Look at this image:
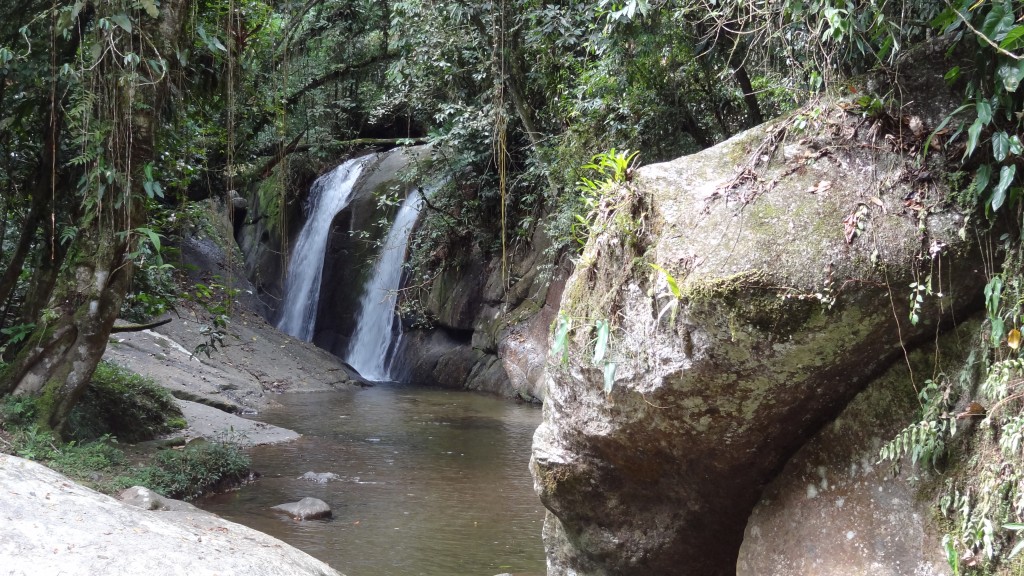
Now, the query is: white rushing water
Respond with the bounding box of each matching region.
[345,187,426,380]
[276,158,367,341]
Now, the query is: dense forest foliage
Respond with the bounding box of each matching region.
[0,0,1021,439]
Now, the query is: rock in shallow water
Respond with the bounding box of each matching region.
[272,497,333,520]
[299,471,340,483]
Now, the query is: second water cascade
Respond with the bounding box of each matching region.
[344,187,425,381]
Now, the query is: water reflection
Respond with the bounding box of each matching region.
[199,383,545,576]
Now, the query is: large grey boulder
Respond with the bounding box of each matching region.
[530,61,983,574]
[0,454,342,576]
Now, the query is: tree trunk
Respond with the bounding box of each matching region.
[1,224,137,435]
[0,0,191,437]
[732,63,763,127]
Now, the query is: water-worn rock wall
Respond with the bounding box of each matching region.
[397,223,569,400]
[530,47,986,574]
[735,319,980,576]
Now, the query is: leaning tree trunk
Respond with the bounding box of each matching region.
[0,217,139,435]
[0,0,191,438]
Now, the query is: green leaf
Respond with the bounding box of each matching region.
[975,164,993,197]
[135,227,162,253]
[197,25,227,54]
[993,131,1010,162]
[991,164,1017,211]
[1010,135,1024,155]
[1010,538,1024,559]
[593,319,610,364]
[977,100,993,125]
[997,60,1024,93]
[981,0,1015,43]
[602,362,617,395]
[943,66,961,83]
[110,13,132,33]
[965,117,983,159]
[139,0,159,18]
[649,263,681,299]
[924,104,970,159]
[992,317,1006,347]
[1001,26,1024,51]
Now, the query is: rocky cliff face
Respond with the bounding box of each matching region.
[530,55,984,574]
[396,223,569,401]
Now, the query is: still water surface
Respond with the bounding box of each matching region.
[199,383,545,576]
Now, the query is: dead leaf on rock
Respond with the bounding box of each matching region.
[842,204,870,244]
[956,401,987,419]
[806,180,832,194]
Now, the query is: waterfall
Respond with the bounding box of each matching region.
[344,187,426,381]
[276,157,368,341]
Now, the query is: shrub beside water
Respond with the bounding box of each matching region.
[127,440,252,500]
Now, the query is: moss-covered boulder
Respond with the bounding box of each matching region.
[531,64,985,574]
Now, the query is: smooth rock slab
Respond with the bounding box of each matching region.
[272,497,332,520]
[0,454,342,576]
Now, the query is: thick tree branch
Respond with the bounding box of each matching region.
[111,317,172,333]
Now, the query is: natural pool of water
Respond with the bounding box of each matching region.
[198,383,545,576]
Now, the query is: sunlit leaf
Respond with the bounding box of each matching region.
[1000,26,1024,50]
[649,263,681,299]
[139,0,159,18]
[1008,328,1021,350]
[603,362,617,395]
[593,319,610,364]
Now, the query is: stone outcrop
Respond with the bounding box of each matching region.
[530,54,984,575]
[0,454,342,576]
[734,321,979,576]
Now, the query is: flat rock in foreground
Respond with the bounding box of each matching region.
[0,454,342,576]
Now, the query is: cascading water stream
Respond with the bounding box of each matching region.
[344,186,427,381]
[276,158,367,341]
